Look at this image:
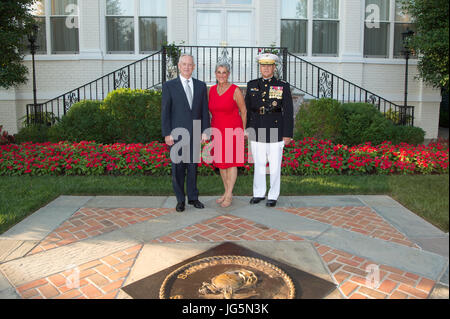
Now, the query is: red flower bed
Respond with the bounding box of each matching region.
[282,138,448,175]
[0,138,448,176]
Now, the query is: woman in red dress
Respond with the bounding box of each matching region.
[208,63,247,208]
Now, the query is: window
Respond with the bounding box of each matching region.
[50,0,79,54]
[281,0,308,54]
[139,0,167,53]
[312,0,339,56]
[363,0,415,59]
[226,0,252,3]
[106,0,168,54]
[364,0,390,57]
[393,0,415,58]
[195,0,251,3]
[25,0,47,54]
[24,0,79,55]
[281,0,339,56]
[106,0,135,53]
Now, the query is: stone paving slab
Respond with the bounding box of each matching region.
[0,270,18,299]
[0,207,83,241]
[151,214,305,244]
[203,197,250,214]
[239,241,334,284]
[0,231,140,287]
[123,242,216,287]
[357,195,446,238]
[288,196,366,208]
[439,266,449,286]
[85,196,168,208]
[278,206,419,248]
[358,195,448,257]
[410,236,449,258]
[29,208,175,255]
[45,196,94,208]
[314,226,447,281]
[429,283,450,299]
[117,207,222,243]
[0,194,448,299]
[0,240,38,263]
[366,205,445,239]
[15,244,143,299]
[232,204,331,239]
[228,204,448,281]
[315,243,438,299]
[0,196,92,241]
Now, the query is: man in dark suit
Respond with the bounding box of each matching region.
[161,54,210,212]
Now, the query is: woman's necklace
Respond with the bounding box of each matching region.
[217,83,230,95]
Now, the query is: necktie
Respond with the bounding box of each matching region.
[185,79,193,109]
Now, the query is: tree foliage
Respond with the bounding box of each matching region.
[401,0,449,90]
[0,0,36,89]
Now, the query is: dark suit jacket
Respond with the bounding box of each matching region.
[161,77,210,162]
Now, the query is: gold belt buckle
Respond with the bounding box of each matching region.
[259,106,265,115]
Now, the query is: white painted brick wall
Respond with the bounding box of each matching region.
[341,0,363,55]
[0,0,442,139]
[170,0,189,44]
[79,0,101,51]
[258,0,279,46]
[0,101,18,135]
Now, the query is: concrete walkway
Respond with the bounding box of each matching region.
[0,195,448,299]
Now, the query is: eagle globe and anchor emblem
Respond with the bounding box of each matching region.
[159,255,296,299]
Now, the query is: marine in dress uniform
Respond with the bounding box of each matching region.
[245,53,294,207]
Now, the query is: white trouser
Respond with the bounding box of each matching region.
[250,141,285,200]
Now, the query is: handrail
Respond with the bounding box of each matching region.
[26,45,414,127]
[285,53,414,126]
[170,45,288,85]
[26,49,164,125]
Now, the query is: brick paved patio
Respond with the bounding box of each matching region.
[0,195,447,300]
[278,206,419,248]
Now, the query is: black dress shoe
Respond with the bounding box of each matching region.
[188,200,205,209]
[176,202,185,212]
[250,197,265,204]
[266,200,277,207]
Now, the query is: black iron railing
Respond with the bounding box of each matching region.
[165,45,288,85]
[285,53,414,126]
[26,49,164,126]
[27,45,414,127]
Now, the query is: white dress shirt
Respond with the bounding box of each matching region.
[179,74,194,107]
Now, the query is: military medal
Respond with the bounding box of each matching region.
[272,101,278,107]
[269,86,283,99]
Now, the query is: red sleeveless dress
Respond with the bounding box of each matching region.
[208,84,245,169]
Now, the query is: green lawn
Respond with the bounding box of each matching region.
[0,174,448,235]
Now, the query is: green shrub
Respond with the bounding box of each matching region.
[102,88,163,143]
[337,103,395,145]
[392,125,425,145]
[294,100,425,146]
[20,111,58,128]
[294,98,344,141]
[48,100,116,143]
[15,125,50,143]
[384,109,413,126]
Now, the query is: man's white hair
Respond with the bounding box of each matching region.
[179,53,195,64]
